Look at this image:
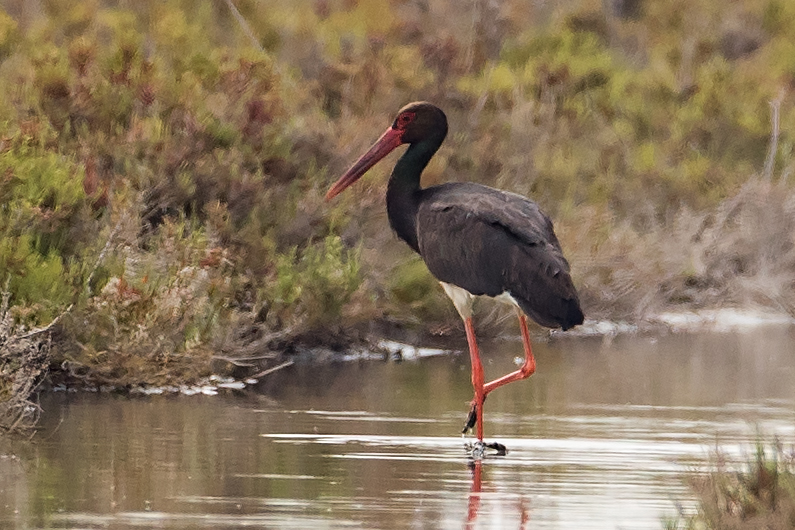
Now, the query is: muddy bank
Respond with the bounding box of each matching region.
[41,307,795,398]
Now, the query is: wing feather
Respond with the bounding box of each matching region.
[416,183,583,329]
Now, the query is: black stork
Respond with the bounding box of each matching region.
[326,102,584,449]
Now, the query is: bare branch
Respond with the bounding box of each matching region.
[211,353,277,366]
[85,220,122,297]
[248,360,294,380]
[15,305,72,340]
[219,324,298,358]
[763,89,785,182]
[222,0,264,53]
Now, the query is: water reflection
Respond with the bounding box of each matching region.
[465,459,531,530]
[1,326,795,529]
[466,459,483,529]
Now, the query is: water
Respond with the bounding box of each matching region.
[2,326,795,529]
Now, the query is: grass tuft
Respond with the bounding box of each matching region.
[669,442,795,529]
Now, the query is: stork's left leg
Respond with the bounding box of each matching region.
[483,312,536,396]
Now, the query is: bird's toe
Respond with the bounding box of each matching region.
[484,441,507,456]
[465,440,507,460]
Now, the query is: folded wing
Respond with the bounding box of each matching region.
[416,183,583,330]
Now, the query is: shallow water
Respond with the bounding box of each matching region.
[3,326,795,529]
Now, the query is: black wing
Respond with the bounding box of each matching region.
[416,183,583,330]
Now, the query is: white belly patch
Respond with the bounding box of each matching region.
[440,282,520,320]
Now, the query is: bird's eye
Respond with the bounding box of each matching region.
[394,112,415,130]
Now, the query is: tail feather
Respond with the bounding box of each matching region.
[515,293,583,331]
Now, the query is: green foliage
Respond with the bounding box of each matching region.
[0,236,74,320]
[386,258,451,324]
[273,235,362,329]
[0,8,18,60]
[0,140,90,320]
[0,142,84,207]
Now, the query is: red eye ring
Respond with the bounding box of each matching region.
[395,111,415,130]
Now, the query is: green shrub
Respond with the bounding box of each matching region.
[58,217,237,386]
[272,235,362,330]
[0,140,90,320]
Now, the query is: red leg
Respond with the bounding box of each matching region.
[483,314,536,396]
[464,317,485,441]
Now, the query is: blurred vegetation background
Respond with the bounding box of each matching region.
[0,0,794,395]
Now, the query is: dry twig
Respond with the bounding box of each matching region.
[0,288,52,434]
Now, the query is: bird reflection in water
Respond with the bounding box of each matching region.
[465,459,530,529]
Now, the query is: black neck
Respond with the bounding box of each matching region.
[386,136,443,253]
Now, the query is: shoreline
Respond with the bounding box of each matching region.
[43,306,795,397]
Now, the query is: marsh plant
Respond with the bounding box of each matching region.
[0,288,52,433]
[668,442,795,529]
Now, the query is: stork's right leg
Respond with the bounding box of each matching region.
[438,283,485,441]
[463,317,485,441]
